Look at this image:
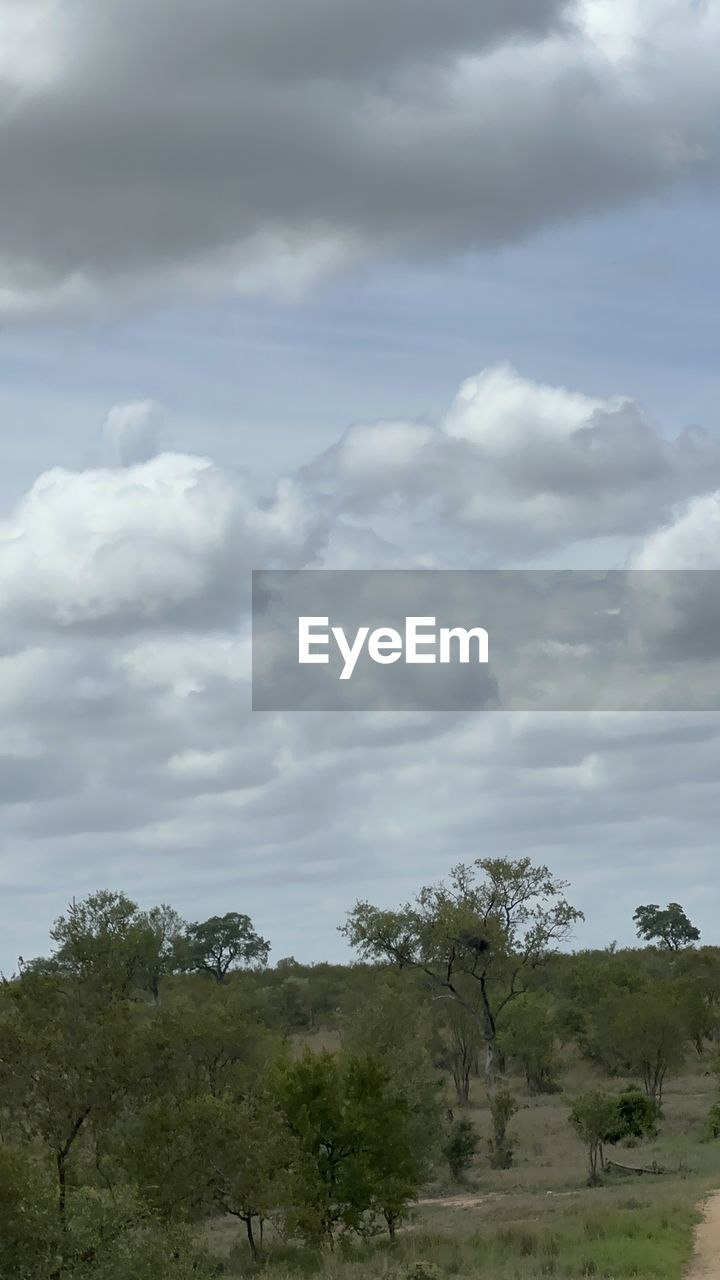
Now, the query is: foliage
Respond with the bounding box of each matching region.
[182,910,270,982]
[278,1049,440,1243]
[342,857,583,1086]
[432,1000,483,1106]
[5,875,720,1276]
[569,1091,628,1182]
[616,1089,659,1140]
[501,992,563,1094]
[442,1116,479,1179]
[633,902,700,951]
[488,1088,518,1169]
[569,1089,658,1183]
[581,985,688,1101]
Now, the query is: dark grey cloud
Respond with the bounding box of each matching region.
[1,0,718,315]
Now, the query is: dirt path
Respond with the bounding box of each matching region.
[416,1193,493,1210]
[687,1191,720,1280]
[416,1190,577,1211]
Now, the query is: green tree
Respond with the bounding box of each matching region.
[433,1001,483,1106]
[633,902,700,951]
[502,992,563,1094]
[128,1091,291,1259]
[0,969,137,1224]
[583,986,687,1102]
[342,857,582,1090]
[488,1088,518,1169]
[46,890,163,1001]
[0,1145,58,1280]
[183,911,270,982]
[569,1092,626,1183]
[278,1049,440,1245]
[443,1116,479,1180]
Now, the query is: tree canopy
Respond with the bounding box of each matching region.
[633,902,700,951]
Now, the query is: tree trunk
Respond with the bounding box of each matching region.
[57,1150,67,1220]
[484,1037,498,1096]
[244,1216,258,1260]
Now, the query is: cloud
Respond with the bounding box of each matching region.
[304,364,720,559]
[2,366,720,969]
[0,454,322,630]
[103,400,163,466]
[633,491,720,569]
[1,0,719,316]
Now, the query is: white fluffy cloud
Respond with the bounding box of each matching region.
[306,364,720,559]
[0,454,321,630]
[2,365,720,969]
[633,491,720,568]
[1,0,719,315]
[103,400,163,466]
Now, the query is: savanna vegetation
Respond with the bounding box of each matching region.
[2,859,720,1280]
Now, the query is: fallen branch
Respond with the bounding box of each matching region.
[605,1159,666,1176]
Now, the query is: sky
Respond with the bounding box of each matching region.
[1,0,720,970]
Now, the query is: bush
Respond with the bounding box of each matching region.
[616,1089,659,1140]
[443,1117,478,1179]
[488,1089,517,1170]
[401,1263,443,1280]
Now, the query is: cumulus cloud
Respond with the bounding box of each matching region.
[0,454,322,630]
[103,400,163,466]
[633,491,720,568]
[305,364,720,559]
[2,365,720,969]
[1,0,719,315]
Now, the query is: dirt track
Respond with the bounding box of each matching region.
[687,1192,720,1280]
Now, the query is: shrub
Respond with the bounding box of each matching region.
[616,1089,659,1140]
[488,1089,517,1170]
[443,1117,478,1179]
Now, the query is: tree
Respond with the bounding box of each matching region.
[569,1092,626,1182]
[47,890,164,1001]
[633,903,700,951]
[129,1091,291,1259]
[138,904,187,1002]
[40,890,188,1004]
[569,1090,657,1184]
[443,1117,478,1179]
[342,857,583,1090]
[433,1001,483,1106]
[488,1088,518,1169]
[502,992,563,1094]
[0,968,138,1242]
[277,1049,440,1245]
[341,977,439,1102]
[183,912,270,982]
[582,986,687,1102]
[0,1146,58,1280]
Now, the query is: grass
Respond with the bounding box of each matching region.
[208,1055,720,1280]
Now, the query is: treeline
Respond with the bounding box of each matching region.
[1,862,719,1278]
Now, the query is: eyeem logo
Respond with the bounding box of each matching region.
[298,616,489,680]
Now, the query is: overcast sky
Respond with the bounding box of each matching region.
[1,0,720,971]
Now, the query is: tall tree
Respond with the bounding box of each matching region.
[342,857,582,1090]
[183,912,270,982]
[633,902,700,951]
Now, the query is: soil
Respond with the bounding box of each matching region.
[686,1192,720,1280]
